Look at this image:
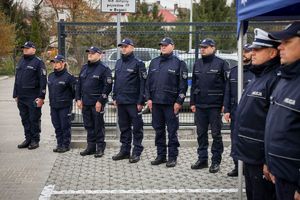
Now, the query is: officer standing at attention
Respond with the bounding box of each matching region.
[145,37,188,168]
[112,38,147,163]
[76,46,112,158]
[234,28,281,200]
[48,55,76,153]
[223,44,254,177]
[13,41,47,150]
[190,38,229,173]
[264,22,300,200]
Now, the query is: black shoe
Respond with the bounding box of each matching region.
[28,142,39,150]
[151,156,167,165]
[53,147,63,153]
[94,150,104,158]
[227,168,238,177]
[191,160,208,169]
[209,163,220,173]
[17,140,30,149]
[166,159,177,168]
[129,155,140,163]
[57,147,70,153]
[80,148,96,156]
[112,152,130,160]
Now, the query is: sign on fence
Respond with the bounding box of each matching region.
[101,0,136,13]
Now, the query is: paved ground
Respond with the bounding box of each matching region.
[0,77,246,200]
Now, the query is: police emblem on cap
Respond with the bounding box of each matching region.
[122,39,125,42]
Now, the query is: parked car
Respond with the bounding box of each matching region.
[102,48,160,71]
[177,53,238,111]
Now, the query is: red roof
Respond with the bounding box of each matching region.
[158,9,177,22]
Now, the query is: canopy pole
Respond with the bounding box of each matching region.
[237,21,244,200]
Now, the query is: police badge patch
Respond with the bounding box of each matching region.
[179,93,185,99]
[107,77,112,84]
[142,72,147,79]
[182,72,188,79]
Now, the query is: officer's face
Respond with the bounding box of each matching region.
[278,36,300,65]
[87,51,102,63]
[251,47,278,65]
[243,50,252,63]
[160,44,174,55]
[52,61,65,71]
[23,47,36,55]
[200,46,215,56]
[120,45,134,55]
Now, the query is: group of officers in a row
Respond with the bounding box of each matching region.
[13,21,300,200]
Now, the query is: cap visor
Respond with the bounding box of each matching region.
[269,31,293,40]
[159,42,169,45]
[249,44,265,49]
[118,43,126,47]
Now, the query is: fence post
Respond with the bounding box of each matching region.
[57,19,66,56]
[195,26,200,60]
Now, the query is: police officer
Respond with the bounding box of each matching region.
[76,46,112,158]
[13,41,47,150]
[223,44,254,177]
[112,38,147,163]
[234,28,281,200]
[48,55,76,153]
[145,37,188,168]
[190,38,229,173]
[264,22,300,200]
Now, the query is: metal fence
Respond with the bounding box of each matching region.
[56,21,289,127]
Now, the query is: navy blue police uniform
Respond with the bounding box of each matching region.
[234,57,279,200]
[112,51,147,157]
[145,48,188,164]
[265,22,300,200]
[234,28,281,200]
[190,53,229,170]
[265,60,300,200]
[48,56,76,152]
[13,42,47,149]
[223,64,254,169]
[76,52,112,155]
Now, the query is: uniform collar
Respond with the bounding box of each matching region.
[88,59,101,67]
[23,54,35,60]
[202,54,215,63]
[278,59,300,79]
[244,63,252,71]
[121,52,134,62]
[160,52,173,61]
[250,56,280,76]
[54,68,66,76]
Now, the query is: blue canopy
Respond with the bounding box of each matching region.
[237,0,300,35]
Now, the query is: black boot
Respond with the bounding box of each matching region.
[17,140,30,149]
[151,156,167,165]
[80,146,96,156]
[191,160,208,169]
[166,158,177,168]
[227,168,238,177]
[112,151,130,160]
[129,155,140,163]
[94,149,104,158]
[28,141,39,150]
